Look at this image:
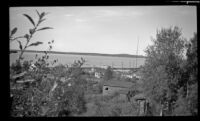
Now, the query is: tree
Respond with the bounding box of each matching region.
[10,11,53,61]
[174,33,198,116]
[142,26,186,116]
[10,10,53,74]
[103,66,113,81]
[10,10,87,117]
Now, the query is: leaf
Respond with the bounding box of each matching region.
[36,10,40,17]
[28,41,43,47]
[37,27,53,31]
[24,34,30,40]
[23,14,35,27]
[39,12,45,19]
[17,41,23,50]
[11,27,17,36]
[29,29,35,35]
[38,18,46,24]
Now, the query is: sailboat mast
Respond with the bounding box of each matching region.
[136,36,139,68]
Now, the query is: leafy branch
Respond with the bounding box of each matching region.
[9,10,53,62]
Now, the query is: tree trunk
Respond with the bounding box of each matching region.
[160,108,163,116]
[186,81,189,98]
[160,101,163,116]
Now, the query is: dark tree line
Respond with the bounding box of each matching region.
[141,26,197,116]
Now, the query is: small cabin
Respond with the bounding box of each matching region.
[102,80,134,99]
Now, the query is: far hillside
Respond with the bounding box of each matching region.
[10,49,146,58]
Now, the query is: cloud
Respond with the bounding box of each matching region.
[93,9,144,18]
[75,18,88,22]
[179,10,194,16]
[100,10,121,16]
[94,10,122,17]
[128,11,144,16]
[64,14,74,17]
[63,8,145,23]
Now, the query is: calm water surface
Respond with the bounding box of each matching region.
[10,52,146,68]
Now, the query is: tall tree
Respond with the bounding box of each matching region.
[142,26,186,116]
[103,66,113,81]
[174,33,198,116]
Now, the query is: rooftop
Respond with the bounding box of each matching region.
[103,79,134,88]
[133,93,146,100]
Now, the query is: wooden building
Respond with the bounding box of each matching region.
[102,80,134,98]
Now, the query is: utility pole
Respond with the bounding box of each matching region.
[112,62,114,68]
[136,36,139,69]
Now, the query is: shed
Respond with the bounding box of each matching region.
[133,93,146,101]
[102,80,134,96]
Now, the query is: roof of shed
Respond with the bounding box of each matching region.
[133,93,146,100]
[118,89,129,94]
[103,80,134,88]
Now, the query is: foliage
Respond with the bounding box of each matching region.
[10,58,87,117]
[92,93,138,116]
[10,60,23,74]
[10,10,53,62]
[97,82,103,94]
[173,33,198,116]
[142,27,197,116]
[142,26,186,115]
[10,10,87,117]
[173,92,192,116]
[103,66,113,81]
[51,64,67,77]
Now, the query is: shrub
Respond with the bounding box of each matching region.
[10,60,23,74]
[10,10,87,117]
[103,66,113,81]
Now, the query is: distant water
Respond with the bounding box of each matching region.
[10,52,146,68]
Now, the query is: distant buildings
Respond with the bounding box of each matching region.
[94,72,103,78]
[133,73,141,79]
[88,67,105,78]
[121,74,134,79]
[120,73,141,79]
[100,65,109,69]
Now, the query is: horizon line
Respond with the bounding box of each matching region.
[10,49,146,57]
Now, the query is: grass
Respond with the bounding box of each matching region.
[80,92,139,116]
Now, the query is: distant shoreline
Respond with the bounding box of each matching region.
[10,49,146,58]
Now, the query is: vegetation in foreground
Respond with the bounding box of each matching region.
[141,26,197,116]
[10,10,87,117]
[10,10,197,117]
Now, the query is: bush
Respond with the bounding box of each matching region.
[22,61,32,71]
[91,92,138,116]
[10,60,23,74]
[51,64,68,77]
[173,96,191,116]
[103,66,113,81]
[10,10,87,117]
[10,60,87,117]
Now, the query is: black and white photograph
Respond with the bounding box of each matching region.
[9,5,197,117]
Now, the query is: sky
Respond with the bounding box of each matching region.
[9,6,197,56]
